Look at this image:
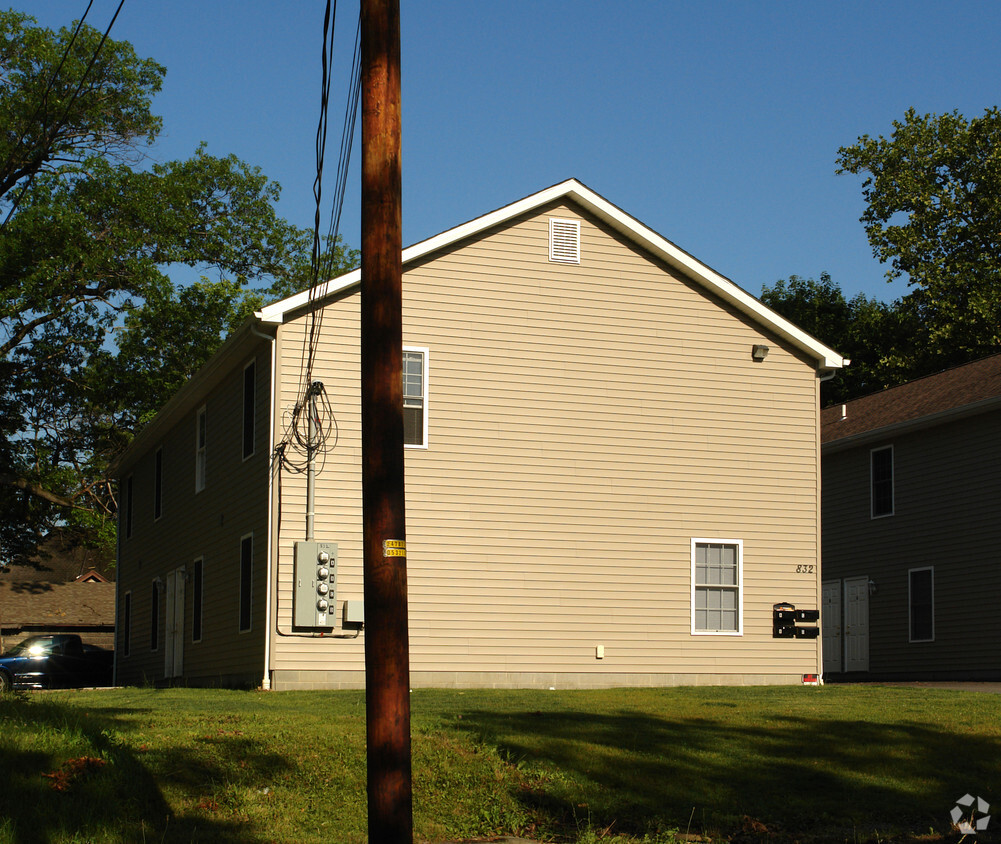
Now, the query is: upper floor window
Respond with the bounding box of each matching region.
[403,347,429,448]
[692,539,743,635]
[871,446,894,518]
[243,360,256,460]
[195,406,207,492]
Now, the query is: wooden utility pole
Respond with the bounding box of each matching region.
[360,0,412,842]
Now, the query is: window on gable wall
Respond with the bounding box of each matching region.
[403,348,428,448]
[871,445,894,518]
[692,540,743,634]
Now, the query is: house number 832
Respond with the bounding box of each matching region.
[796,564,815,574]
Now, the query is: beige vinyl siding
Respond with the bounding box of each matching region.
[116,341,272,687]
[269,201,822,687]
[823,408,1001,677]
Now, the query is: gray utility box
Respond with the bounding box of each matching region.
[294,540,338,628]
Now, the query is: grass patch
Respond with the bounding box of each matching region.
[0,684,998,843]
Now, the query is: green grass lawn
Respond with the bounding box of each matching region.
[0,684,998,844]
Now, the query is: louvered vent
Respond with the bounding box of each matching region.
[549,218,580,264]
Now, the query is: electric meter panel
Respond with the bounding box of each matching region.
[294,541,338,628]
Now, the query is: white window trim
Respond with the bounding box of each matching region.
[691,538,744,636]
[908,565,935,643]
[403,345,429,450]
[242,359,256,461]
[195,405,207,493]
[549,217,581,264]
[870,445,894,519]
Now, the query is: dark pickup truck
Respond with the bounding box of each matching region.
[0,634,113,691]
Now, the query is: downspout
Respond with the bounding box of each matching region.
[251,321,278,690]
[815,357,850,684]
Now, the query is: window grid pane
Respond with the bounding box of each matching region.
[402,351,425,446]
[694,542,740,633]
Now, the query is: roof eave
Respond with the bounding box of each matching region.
[111,318,276,476]
[257,178,845,371]
[823,393,1001,453]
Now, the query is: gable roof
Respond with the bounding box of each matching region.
[822,353,1001,451]
[257,179,846,372]
[0,580,116,632]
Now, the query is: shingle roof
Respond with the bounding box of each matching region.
[821,353,1001,446]
[0,580,115,630]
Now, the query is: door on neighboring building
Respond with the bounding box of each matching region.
[844,576,869,672]
[822,580,843,674]
[164,567,185,679]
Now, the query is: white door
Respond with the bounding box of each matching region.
[822,580,843,674]
[844,576,869,672]
[164,568,185,679]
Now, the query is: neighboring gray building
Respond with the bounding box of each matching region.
[821,354,1001,679]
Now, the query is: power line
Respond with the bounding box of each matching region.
[277,1,362,476]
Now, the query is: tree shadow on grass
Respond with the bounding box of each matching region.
[452,700,1001,842]
[0,693,294,844]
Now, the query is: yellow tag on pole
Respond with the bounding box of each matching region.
[383,540,406,557]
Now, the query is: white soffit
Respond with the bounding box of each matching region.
[256,179,845,371]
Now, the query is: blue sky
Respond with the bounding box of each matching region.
[32,1,1001,304]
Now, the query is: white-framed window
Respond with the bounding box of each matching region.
[692,539,743,635]
[239,534,253,633]
[549,217,581,264]
[153,447,163,521]
[195,406,207,492]
[403,346,429,449]
[909,566,934,642]
[243,359,256,460]
[870,445,894,518]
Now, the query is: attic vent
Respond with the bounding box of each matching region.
[549,218,580,264]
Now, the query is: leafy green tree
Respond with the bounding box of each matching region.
[0,12,353,563]
[760,273,915,405]
[837,107,1001,373]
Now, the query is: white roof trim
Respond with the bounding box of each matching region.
[256,179,845,371]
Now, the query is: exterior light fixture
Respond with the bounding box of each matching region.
[751,344,769,361]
